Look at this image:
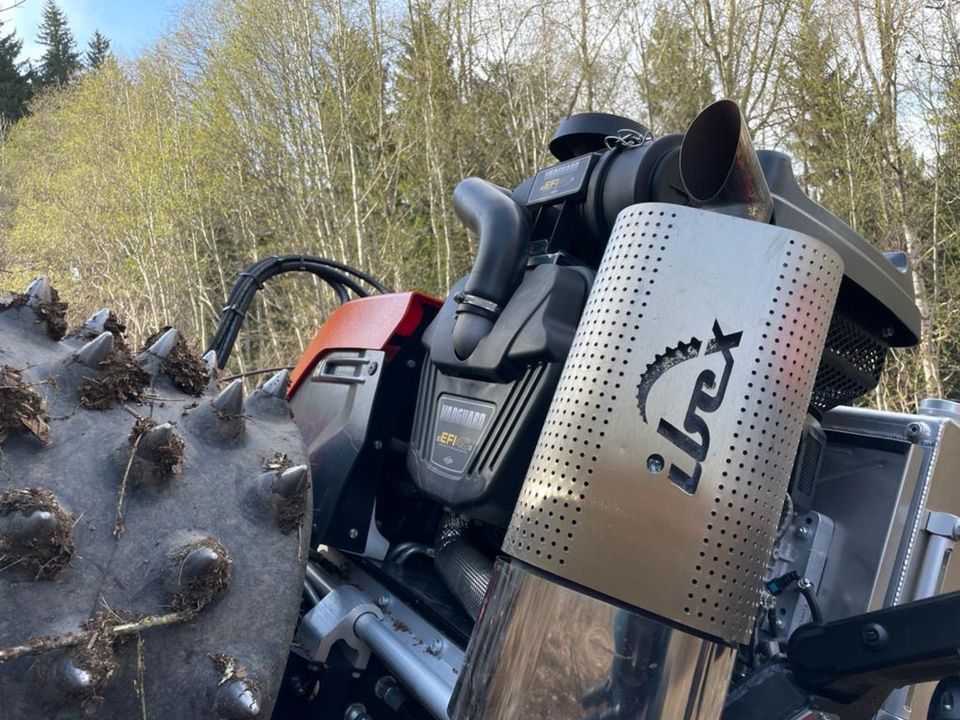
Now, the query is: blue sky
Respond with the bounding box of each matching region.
[5,0,185,64]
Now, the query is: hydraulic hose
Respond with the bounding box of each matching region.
[434,514,493,620]
[451,178,532,360]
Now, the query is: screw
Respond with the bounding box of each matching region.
[428,639,444,655]
[795,525,809,539]
[367,362,378,375]
[348,528,359,540]
[373,440,383,450]
[798,577,813,590]
[906,422,924,441]
[646,454,664,473]
[406,359,417,369]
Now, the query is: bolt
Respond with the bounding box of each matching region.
[376,594,391,608]
[906,422,925,441]
[774,618,785,630]
[348,528,359,540]
[646,454,664,473]
[344,703,372,720]
[798,577,813,590]
[375,676,407,711]
[795,525,809,539]
[428,638,444,655]
[373,440,383,450]
[406,359,417,369]
[367,362,378,375]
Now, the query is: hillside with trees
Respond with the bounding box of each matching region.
[1,0,959,411]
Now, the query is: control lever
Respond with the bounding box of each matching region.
[787,590,960,720]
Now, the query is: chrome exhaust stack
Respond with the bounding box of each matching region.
[450,201,843,718]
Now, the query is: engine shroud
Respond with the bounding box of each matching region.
[502,203,843,644]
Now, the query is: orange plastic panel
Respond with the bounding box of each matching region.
[288,292,441,396]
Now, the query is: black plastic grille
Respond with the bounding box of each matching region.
[811,311,888,411]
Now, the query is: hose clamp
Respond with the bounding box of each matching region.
[454,292,501,318]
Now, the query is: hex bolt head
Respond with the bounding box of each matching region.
[348,528,359,539]
[795,525,809,539]
[429,639,444,655]
[906,422,925,441]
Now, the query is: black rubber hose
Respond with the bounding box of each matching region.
[434,514,493,621]
[451,178,532,360]
[799,583,824,625]
[207,255,389,368]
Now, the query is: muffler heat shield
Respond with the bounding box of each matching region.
[503,203,842,643]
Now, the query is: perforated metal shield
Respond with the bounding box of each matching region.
[503,203,843,643]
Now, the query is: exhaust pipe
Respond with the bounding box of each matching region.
[679,99,774,222]
[451,178,532,360]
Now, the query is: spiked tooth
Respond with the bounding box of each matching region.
[137,422,175,455]
[82,308,111,333]
[5,509,58,542]
[215,678,262,719]
[259,369,290,399]
[178,545,222,585]
[146,327,179,359]
[55,657,96,695]
[74,331,114,368]
[272,465,308,498]
[202,350,218,372]
[213,379,244,416]
[24,276,52,307]
[165,539,230,608]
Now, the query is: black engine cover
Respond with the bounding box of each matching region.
[407,262,591,527]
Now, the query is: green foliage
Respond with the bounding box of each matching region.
[641,3,714,134]
[36,0,82,87]
[0,19,32,125]
[0,0,957,413]
[86,30,111,70]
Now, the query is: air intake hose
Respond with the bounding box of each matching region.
[451,178,532,360]
[434,514,492,621]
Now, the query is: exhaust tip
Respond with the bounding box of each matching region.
[679,99,773,222]
[680,99,742,202]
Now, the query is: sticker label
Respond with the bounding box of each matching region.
[430,396,495,475]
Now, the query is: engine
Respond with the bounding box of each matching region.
[280,100,960,720]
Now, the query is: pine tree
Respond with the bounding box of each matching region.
[639,3,714,135]
[36,0,81,87]
[86,30,111,69]
[0,18,32,124]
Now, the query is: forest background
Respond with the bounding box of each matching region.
[1,0,958,412]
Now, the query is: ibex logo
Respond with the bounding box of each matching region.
[636,321,742,494]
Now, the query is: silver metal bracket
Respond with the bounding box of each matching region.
[294,585,382,669]
[767,511,835,640]
[925,510,960,540]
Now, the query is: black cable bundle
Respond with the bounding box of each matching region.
[206,254,389,368]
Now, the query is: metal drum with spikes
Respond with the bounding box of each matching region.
[0,278,311,719]
[453,203,843,719]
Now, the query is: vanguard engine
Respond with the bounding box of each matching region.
[279,99,960,720]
